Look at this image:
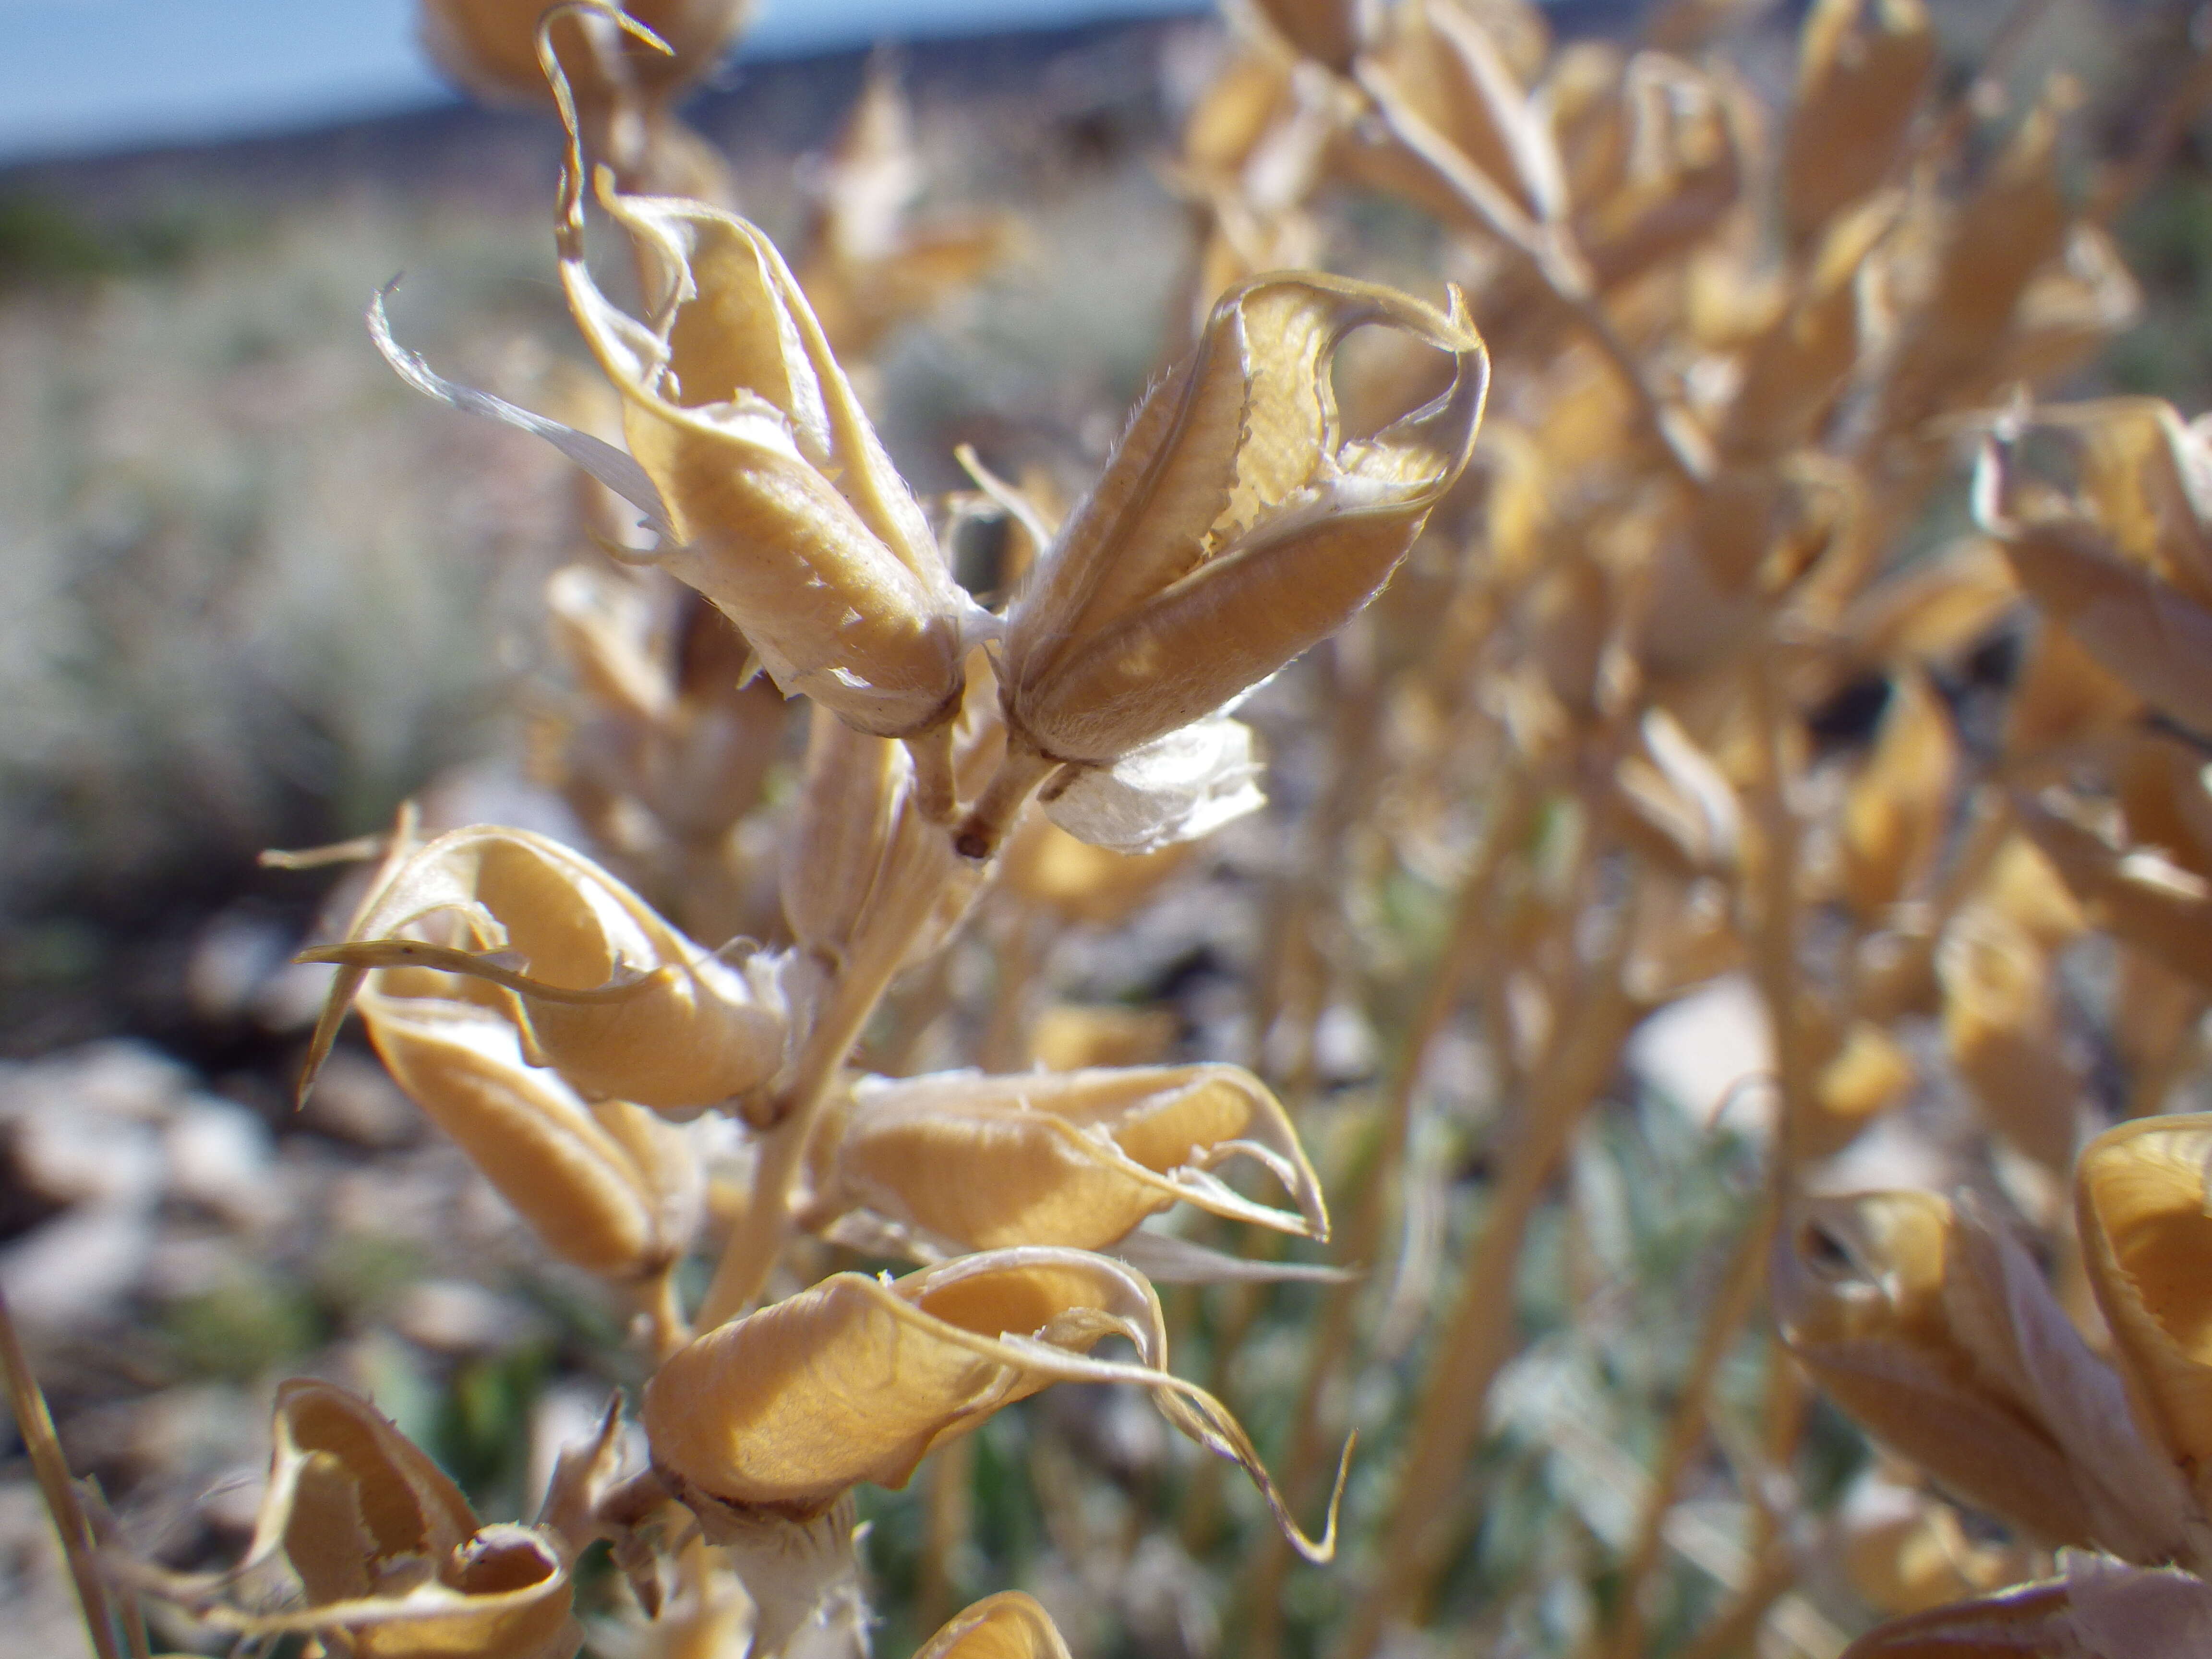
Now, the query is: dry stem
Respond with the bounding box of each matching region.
[0,1288,128,1659]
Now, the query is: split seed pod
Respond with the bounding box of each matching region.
[301,825,788,1117]
[1780,0,1934,247]
[643,1247,1340,1558]
[422,0,750,112]
[1936,910,2081,1173]
[1776,1190,2187,1557]
[179,1382,578,1659]
[1842,1559,2212,1658]
[914,1592,1073,1659]
[1840,670,1957,917]
[356,981,701,1280]
[2079,1114,2212,1508]
[374,29,989,743]
[816,1063,1329,1254]
[985,274,1486,850]
[1251,0,1376,71]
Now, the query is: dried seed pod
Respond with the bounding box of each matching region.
[1835,1578,2078,1658]
[1843,1479,2034,1617]
[817,1063,1329,1253]
[301,825,788,1117]
[982,274,1486,850]
[1780,0,1933,247]
[997,813,1195,927]
[1804,1020,1915,1158]
[794,53,1018,361]
[1027,1004,1180,1071]
[1844,1558,2212,1657]
[781,699,990,978]
[643,1247,1340,1557]
[356,985,700,1280]
[1573,53,1743,289]
[2016,789,2212,989]
[2079,1115,2212,1499]
[1250,0,1376,71]
[1840,670,1958,917]
[1615,705,1741,874]
[422,0,749,110]
[915,1593,1073,1659]
[161,1382,582,1659]
[1777,1191,2183,1554]
[1936,909,2081,1173]
[555,159,985,739]
[1343,0,1566,228]
[1984,497,2212,740]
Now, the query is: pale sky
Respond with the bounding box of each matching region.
[0,0,1205,163]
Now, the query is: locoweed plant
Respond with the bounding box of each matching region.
[21,0,2212,1656]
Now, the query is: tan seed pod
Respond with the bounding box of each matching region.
[817,1063,1328,1253]
[1573,52,1744,290]
[914,1592,1074,1659]
[1027,1004,1181,1071]
[1974,834,2088,952]
[781,698,991,979]
[182,1382,580,1659]
[1936,909,2082,1173]
[1249,0,1377,71]
[1777,1191,2166,1551]
[642,1247,1340,1557]
[986,274,1486,838]
[2015,789,2212,989]
[1843,1480,2035,1617]
[1779,0,1934,247]
[1835,1578,2078,1658]
[1840,670,1958,917]
[421,0,750,110]
[1804,1020,1916,1158]
[997,812,1195,927]
[300,825,788,1117]
[1341,0,1566,228]
[2078,1115,2212,1495]
[356,985,701,1280]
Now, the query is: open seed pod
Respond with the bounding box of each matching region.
[1777,1191,2188,1556]
[1836,1577,2079,1658]
[2015,788,2212,989]
[914,1592,1074,1659]
[977,273,1486,854]
[642,1247,1340,1558]
[1340,0,1565,232]
[2078,1114,2212,1509]
[1779,0,1934,248]
[1977,404,2212,737]
[1842,1557,2212,1658]
[422,0,750,111]
[1840,670,1958,917]
[1842,1478,2034,1617]
[548,77,984,742]
[1936,909,2082,1173]
[300,824,789,1118]
[813,1063,1329,1254]
[355,980,702,1281]
[136,1382,579,1659]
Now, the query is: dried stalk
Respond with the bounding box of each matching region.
[1237,769,1541,1659]
[1333,954,1641,1659]
[1599,1182,1782,1659]
[0,1288,128,1659]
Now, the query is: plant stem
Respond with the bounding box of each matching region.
[1236,772,1539,1659]
[1600,1182,1781,1659]
[0,1288,126,1659]
[1332,961,1640,1659]
[698,823,985,1327]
